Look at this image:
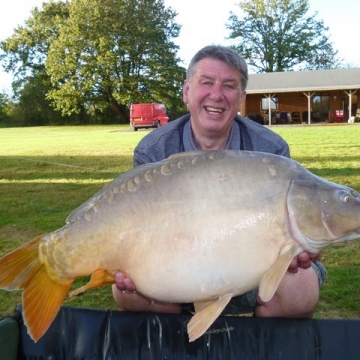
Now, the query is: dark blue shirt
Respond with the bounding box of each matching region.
[133,114,290,166]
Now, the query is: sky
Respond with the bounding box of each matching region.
[1,0,359,94]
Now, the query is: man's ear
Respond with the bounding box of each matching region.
[183,80,190,104]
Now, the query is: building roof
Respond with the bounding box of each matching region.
[246,68,360,94]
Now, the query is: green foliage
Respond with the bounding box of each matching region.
[0,1,73,126]
[45,0,186,121]
[9,73,72,126]
[227,0,342,72]
[0,1,70,95]
[0,92,11,125]
[0,0,186,126]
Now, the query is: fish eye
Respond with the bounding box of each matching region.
[340,193,351,203]
[338,190,353,203]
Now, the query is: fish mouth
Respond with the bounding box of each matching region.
[204,106,224,115]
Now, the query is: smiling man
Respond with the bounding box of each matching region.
[183,57,246,149]
[132,45,290,166]
[113,45,326,319]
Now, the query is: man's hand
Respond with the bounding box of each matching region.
[112,272,181,313]
[114,272,136,292]
[287,251,320,274]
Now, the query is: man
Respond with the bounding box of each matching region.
[112,45,326,318]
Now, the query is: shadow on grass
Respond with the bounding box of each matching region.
[295,154,360,164]
[0,155,134,181]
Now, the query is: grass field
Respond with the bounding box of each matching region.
[0,123,360,319]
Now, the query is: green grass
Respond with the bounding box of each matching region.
[0,125,147,316]
[273,124,360,319]
[0,123,360,319]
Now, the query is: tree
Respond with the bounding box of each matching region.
[0,92,11,125]
[46,0,186,122]
[1,0,186,125]
[0,1,73,125]
[0,1,70,95]
[10,73,82,126]
[227,0,342,72]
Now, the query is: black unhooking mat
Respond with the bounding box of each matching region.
[1,305,360,359]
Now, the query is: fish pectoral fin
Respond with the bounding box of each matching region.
[194,300,217,313]
[69,269,115,297]
[188,293,233,342]
[259,240,299,302]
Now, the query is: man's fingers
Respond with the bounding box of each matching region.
[115,272,136,292]
[309,253,321,262]
[123,277,136,292]
[287,257,299,273]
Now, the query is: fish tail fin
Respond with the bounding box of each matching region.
[0,235,73,342]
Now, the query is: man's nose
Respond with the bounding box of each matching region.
[209,84,224,101]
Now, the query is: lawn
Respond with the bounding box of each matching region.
[0,123,360,319]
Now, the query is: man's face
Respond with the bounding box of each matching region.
[183,58,246,136]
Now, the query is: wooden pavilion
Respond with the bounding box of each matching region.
[242,68,360,125]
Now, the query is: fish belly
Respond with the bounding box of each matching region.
[114,210,287,303]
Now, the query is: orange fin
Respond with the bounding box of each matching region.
[188,293,233,342]
[0,236,43,290]
[0,236,73,342]
[69,269,115,297]
[22,264,73,342]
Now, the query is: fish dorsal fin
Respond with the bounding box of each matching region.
[66,162,159,223]
[187,293,233,342]
[258,240,299,302]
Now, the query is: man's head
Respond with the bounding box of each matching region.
[183,45,248,149]
[186,45,248,92]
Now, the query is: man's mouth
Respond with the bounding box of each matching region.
[205,106,224,114]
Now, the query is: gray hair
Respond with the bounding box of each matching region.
[186,45,248,91]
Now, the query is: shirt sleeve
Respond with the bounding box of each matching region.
[133,149,151,167]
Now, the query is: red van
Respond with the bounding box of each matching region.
[130,103,169,131]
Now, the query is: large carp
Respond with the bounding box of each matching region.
[1,150,360,342]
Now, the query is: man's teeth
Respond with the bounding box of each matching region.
[205,106,223,114]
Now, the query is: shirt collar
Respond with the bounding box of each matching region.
[183,119,240,151]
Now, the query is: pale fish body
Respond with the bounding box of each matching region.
[1,150,360,342]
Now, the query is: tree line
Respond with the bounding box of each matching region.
[0,0,343,127]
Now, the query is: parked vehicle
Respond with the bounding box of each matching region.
[130,103,169,131]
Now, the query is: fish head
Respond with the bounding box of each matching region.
[287,177,360,251]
